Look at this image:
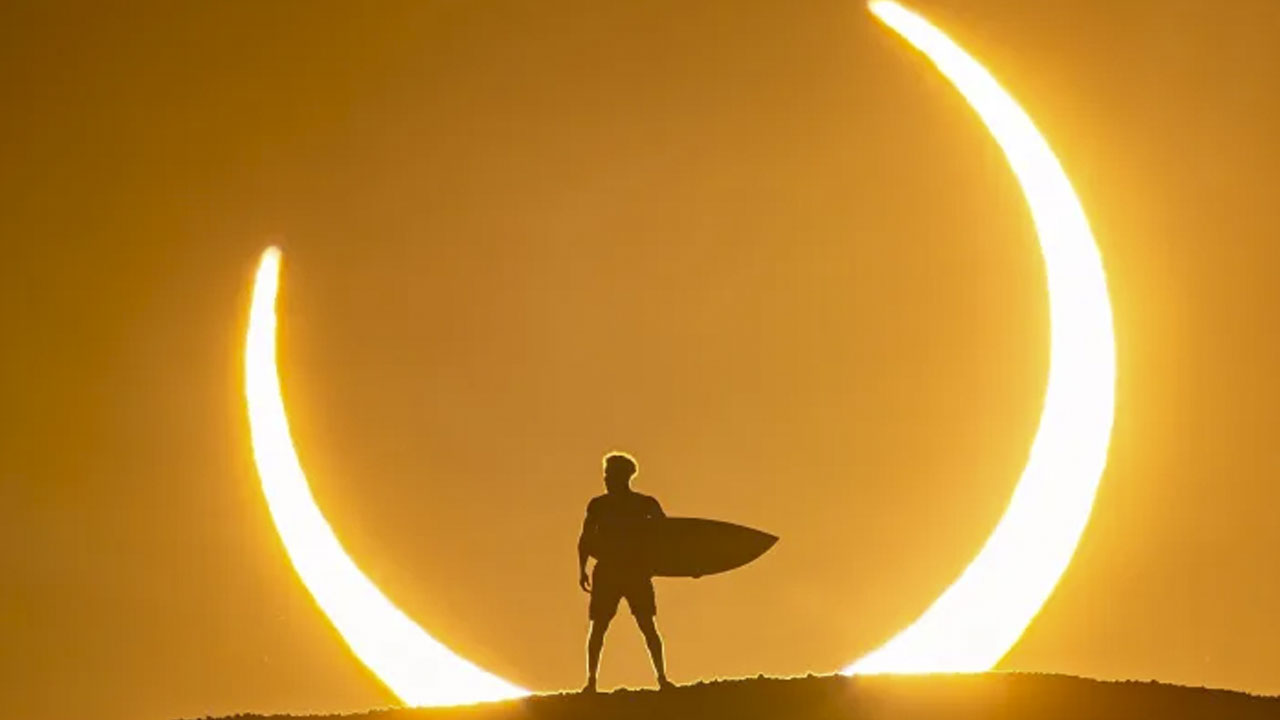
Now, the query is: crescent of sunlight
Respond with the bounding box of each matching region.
[845,1,1115,674]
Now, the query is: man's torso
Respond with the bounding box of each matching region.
[586,491,662,571]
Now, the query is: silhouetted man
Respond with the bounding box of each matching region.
[578,451,673,693]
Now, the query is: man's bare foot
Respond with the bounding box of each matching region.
[658,677,676,691]
[582,678,598,694]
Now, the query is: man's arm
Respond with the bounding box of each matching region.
[649,496,667,519]
[577,506,595,592]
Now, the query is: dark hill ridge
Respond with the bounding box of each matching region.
[203,673,1280,720]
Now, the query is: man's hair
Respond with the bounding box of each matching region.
[603,451,638,479]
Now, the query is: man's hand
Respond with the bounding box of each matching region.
[579,568,591,593]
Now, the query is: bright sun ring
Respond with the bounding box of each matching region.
[242,0,1115,704]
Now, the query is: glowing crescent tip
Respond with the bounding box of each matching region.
[245,247,528,705]
[845,1,1115,674]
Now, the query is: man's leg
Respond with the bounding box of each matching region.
[634,614,672,689]
[585,568,621,693]
[584,615,611,692]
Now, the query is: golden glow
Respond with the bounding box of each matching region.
[244,247,528,706]
[846,2,1116,673]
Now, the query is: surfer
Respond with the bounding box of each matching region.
[577,451,674,693]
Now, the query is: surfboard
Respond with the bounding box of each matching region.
[642,517,778,578]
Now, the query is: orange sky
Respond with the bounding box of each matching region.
[2,1,1279,719]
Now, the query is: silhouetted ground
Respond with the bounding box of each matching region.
[201,673,1280,720]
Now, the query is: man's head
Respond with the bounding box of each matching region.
[602,451,638,493]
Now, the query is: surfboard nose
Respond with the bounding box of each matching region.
[647,518,779,578]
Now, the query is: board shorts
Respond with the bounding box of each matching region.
[589,564,656,621]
